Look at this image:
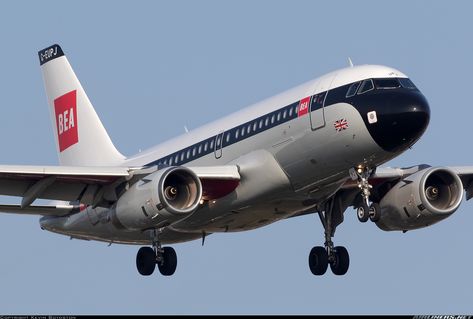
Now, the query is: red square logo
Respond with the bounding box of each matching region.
[54,90,78,152]
[298,96,311,117]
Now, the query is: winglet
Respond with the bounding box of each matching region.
[38,44,64,66]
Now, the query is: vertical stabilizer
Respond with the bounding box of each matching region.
[38,44,125,166]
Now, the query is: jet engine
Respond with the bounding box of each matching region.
[112,166,202,230]
[376,167,463,231]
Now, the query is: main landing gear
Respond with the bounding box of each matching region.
[136,229,177,276]
[351,166,381,223]
[309,195,350,276]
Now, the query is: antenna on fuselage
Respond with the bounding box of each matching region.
[348,57,354,68]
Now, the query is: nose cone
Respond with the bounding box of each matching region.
[362,90,430,153]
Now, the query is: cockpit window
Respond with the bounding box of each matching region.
[399,78,417,90]
[374,78,401,89]
[357,79,374,94]
[346,81,361,98]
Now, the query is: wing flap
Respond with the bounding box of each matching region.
[0,165,131,182]
[0,204,79,217]
[188,165,240,180]
[188,166,240,200]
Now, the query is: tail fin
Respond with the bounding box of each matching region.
[38,44,125,166]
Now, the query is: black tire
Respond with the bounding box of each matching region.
[158,246,178,276]
[357,204,369,223]
[369,203,381,222]
[308,246,328,276]
[136,247,156,276]
[330,246,350,276]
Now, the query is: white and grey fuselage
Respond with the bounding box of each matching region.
[40,64,430,245]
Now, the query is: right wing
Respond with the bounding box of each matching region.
[0,203,81,217]
[0,165,134,207]
[0,164,240,212]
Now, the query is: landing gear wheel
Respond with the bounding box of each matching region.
[308,246,328,276]
[330,246,350,276]
[369,203,381,222]
[357,204,369,223]
[157,247,178,276]
[136,247,156,276]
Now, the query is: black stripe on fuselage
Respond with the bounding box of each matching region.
[144,78,422,168]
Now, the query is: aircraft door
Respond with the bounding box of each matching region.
[309,74,337,130]
[214,130,225,159]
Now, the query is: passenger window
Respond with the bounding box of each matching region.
[175,154,179,163]
[241,127,245,136]
[346,81,361,97]
[204,143,208,152]
[180,152,185,161]
[265,117,269,126]
[253,122,257,132]
[288,107,293,117]
[283,110,287,119]
[271,115,275,124]
[235,130,239,139]
[358,79,374,94]
[186,150,190,159]
[192,148,196,157]
[277,112,281,122]
[259,120,263,129]
[247,124,251,134]
[164,159,168,165]
[374,78,400,89]
[169,158,173,165]
[198,144,202,154]
[226,133,230,143]
[210,140,214,149]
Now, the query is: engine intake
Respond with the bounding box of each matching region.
[158,168,202,215]
[113,166,202,230]
[420,169,462,213]
[376,167,463,231]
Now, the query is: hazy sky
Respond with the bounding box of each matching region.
[0,0,472,314]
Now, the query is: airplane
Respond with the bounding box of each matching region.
[0,43,471,277]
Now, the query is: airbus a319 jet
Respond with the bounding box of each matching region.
[0,44,470,277]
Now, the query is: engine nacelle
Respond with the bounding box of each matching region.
[112,166,202,230]
[376,167,463,231]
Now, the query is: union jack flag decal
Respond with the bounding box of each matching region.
[334,119,348,132]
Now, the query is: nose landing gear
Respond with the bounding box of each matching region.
[351,166,381,223]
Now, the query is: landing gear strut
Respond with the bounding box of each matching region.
[308,195,350,276]
[136,229,177,276]
[351,166,380,223]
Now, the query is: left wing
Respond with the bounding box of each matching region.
[291,164,473,218]
[340,165,473,200]
[369,165,473,200]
